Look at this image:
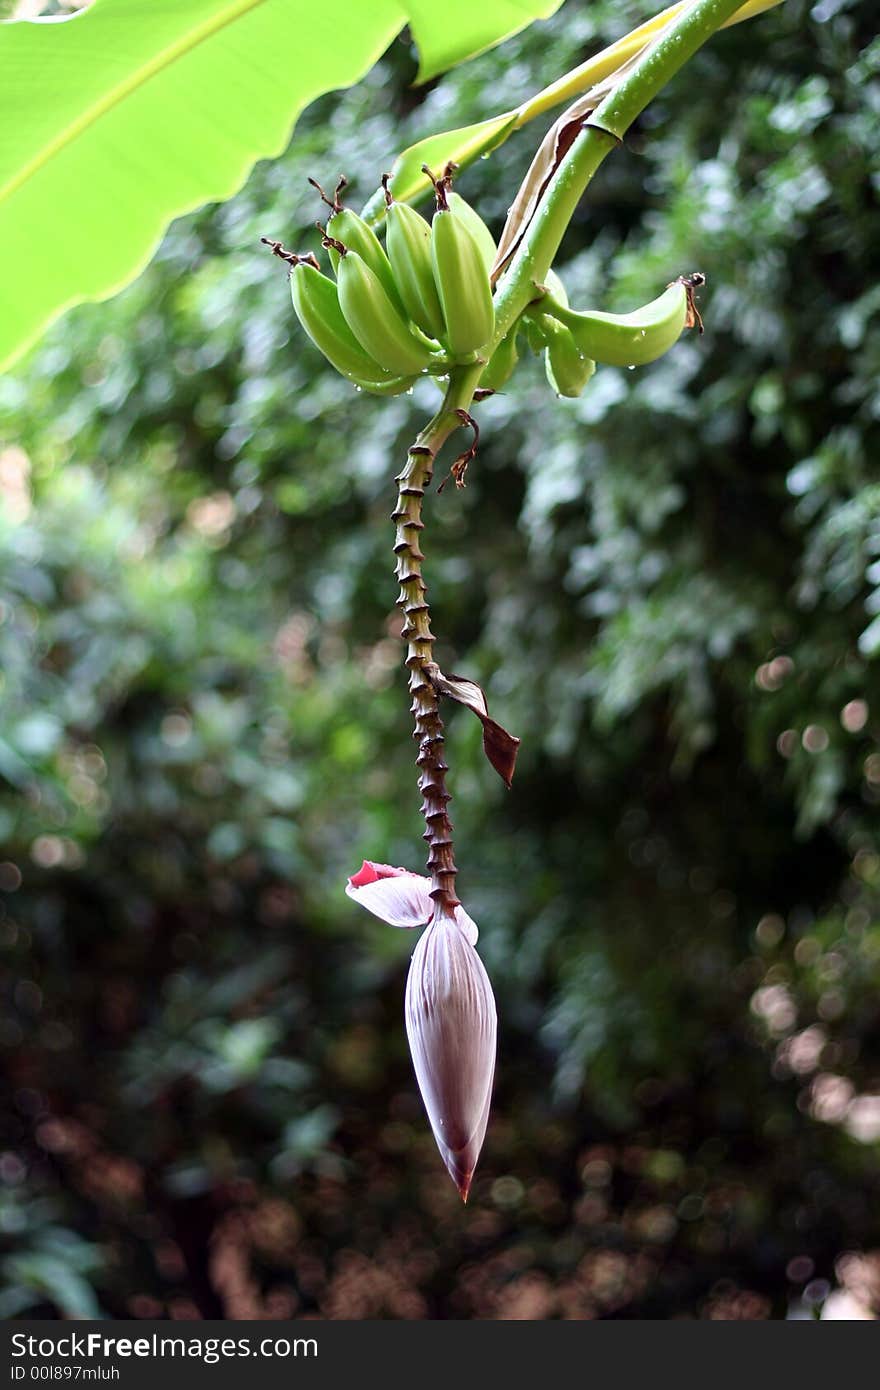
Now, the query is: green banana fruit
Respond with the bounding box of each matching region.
[336,249,436,378]
[479,328,519,392]
[431,203,495,358]
[523,310,551,356]
[286,252,396,385]
[326,207,403,308]
[541,317,596,398]
[383,185,446,341]
[540,276,701,368]
[447,192,497,276]
[309,176,405,314]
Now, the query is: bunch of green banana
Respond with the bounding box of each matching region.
[268,170,702,398]
[509,268,705,397]
[535,273,705,369]
[269,171,502,391]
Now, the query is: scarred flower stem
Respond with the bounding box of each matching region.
[393,363,484,914]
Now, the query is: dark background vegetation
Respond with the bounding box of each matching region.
[1,0,879,1320]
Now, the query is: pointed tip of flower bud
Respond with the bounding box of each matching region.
[446,1152,474,1203]
[437,1073,492,1202]
[436,1139,475,1201]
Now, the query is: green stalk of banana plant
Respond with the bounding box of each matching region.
[361,0,785,224]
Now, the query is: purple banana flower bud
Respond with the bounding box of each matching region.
[405,912,497,1202]
[346,862,497,1200]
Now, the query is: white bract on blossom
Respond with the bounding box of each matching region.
[346,861,497,1200]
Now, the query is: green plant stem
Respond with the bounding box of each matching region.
[393,361,484,912]
[512,0,783,128]
[491,0,748,349]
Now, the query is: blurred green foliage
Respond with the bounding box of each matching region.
[1,0,879,1320]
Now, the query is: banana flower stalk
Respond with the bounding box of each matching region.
[346,861,497,1200]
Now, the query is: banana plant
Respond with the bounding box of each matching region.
[264,0,785,1198]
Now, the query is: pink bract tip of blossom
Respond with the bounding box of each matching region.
[345,861,478,943]
[347,860,408,889]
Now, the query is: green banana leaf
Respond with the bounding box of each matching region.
[361,113,519,224]
[0,0,562,372]
[411,0,559,83]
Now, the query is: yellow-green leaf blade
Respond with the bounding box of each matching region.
[0,0,557,371]
[410,0,563,83]
[362,112,517,224]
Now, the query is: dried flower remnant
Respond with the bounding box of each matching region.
[347,861,497,1199]
[422,664,520,789]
